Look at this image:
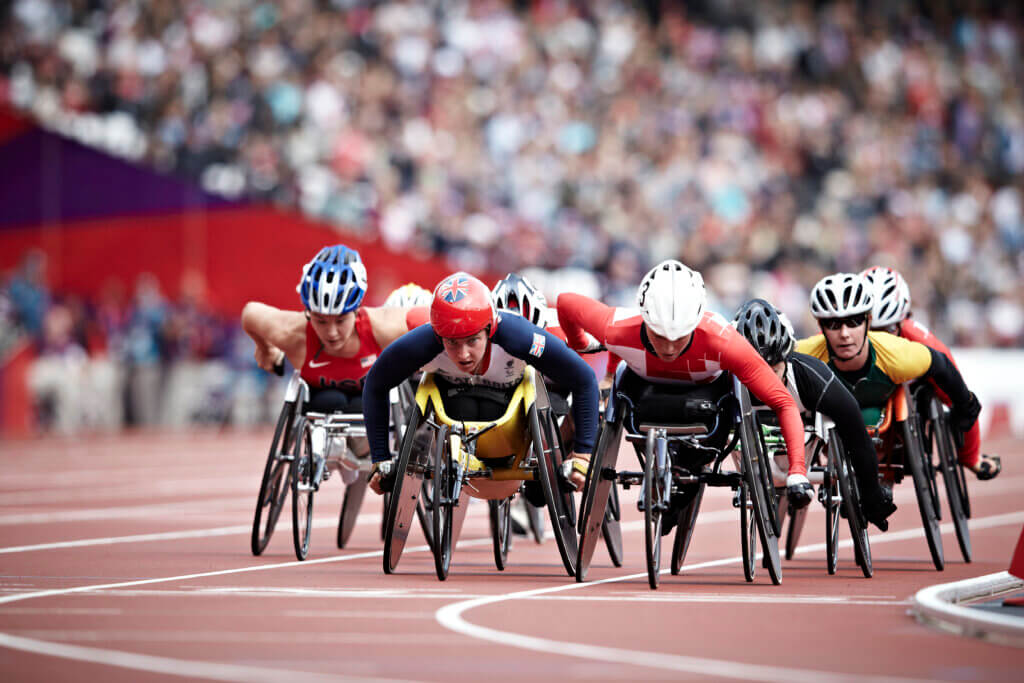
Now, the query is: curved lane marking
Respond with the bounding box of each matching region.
[435,511,1024,683]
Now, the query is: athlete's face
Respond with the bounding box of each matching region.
[820,314,869,364]
[647,328,692,363]
[308,311,356,354]
[441,330,489,374]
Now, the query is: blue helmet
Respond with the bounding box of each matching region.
[297,245,368,315]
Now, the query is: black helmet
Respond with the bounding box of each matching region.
[733,298,793,366]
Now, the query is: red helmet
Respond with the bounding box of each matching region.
[430,272,497,338]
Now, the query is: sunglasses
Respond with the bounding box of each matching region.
[821,314,867,331]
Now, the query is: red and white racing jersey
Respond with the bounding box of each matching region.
[300,308,382,394]
[557,293,806,475]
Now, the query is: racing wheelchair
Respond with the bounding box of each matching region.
[382,367,579,581]
[765,411,873,578]
[575,365,783,588]
[250,371,419,560]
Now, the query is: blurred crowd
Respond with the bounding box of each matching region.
[1,251,280,434]
[2,0,1023,348]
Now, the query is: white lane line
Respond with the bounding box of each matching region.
[7,630,458,645]
[0,498,255,526]
[434,510,1024,683]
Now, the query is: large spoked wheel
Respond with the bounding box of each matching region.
[643,430,669,590]
[383,405,430,574]
[739,483,757,582]
[574,416,622,582]
[737,385,782,585]
[823,445,840,576]
[489,498,512,570]
[530,403,578,577]
[603,482,624,567]
[251,399,298,556]
[670,482,704,575]
[431,425,455,581]
[290,418,316,561]
[903,416,944,571]
[415,481,435,552]
[831,430,872,578]
[337,474,368,549]
[931,400,971,562]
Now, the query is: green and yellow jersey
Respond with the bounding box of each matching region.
[796,331,932,425]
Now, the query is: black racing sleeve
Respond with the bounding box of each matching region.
[789,353,879,492]
[492,314,599,454]
[362,324,443,463]
[921,347,972,407]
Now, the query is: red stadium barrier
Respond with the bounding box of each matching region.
[0,341,34,436]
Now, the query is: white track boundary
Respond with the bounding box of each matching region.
[435,511,1024,683]
[911,570,1024,647]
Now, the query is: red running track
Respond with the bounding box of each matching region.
[0,430,1022,682]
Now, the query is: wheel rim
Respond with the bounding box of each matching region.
[643,433,664,589]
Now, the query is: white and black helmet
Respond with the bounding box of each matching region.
[861,266,911,329]
[809,272,874,320]
[733,299,794,366]
[492,273,549,327]
[637,260,706,340]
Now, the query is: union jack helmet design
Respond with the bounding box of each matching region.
[430,272,496,338]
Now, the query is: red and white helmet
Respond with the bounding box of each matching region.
[861,266,911,329]
[809,273,874,320]
[637,260,706,340]
[430,272,497,338]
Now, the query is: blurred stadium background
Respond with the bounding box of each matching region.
[1,0,1022,436]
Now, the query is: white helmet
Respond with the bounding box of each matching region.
[384,282,432,308]
[637,260,706,340]
[492,273,548,327]
[809,273,874,320]
[861,266,911,329]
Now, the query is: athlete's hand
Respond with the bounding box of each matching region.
[567,452,590,491]
[255,345,285,373]
[369,461,395,495]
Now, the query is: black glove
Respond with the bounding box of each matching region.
[951,392,981,433]
[786,481,813,510]
[371,460,396,493]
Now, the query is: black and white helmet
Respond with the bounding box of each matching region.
[809,273,874,320]
[733,299,794,366]
[492,273,549,327]
[861,266,911,329]
[637,260,706,340]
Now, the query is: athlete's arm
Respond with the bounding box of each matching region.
[556,293,616,351]
[362,324,443,464]
[365,305,421,348]
[722,333,807,476]
[493,315,599,456]
[240,302,306,370]
[921,347,979,430]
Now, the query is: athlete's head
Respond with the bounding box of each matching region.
[384,282,433,308]
[492,273,548,327]
[733,299,794,370]
[861,266,911,333]
[637,260,706,362]
[431,272,497,374]
[809,272,873,363]
[297,245,368,353]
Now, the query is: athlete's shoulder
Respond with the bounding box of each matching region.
[696,310,732,335]
[869,330,931,380]
[788,351,833,380]
[795,334,829,360]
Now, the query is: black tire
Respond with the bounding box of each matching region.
[383,405,428,574]
[670,483,704,575]
[904,415,944,571]
[574,415,622,582]
[832,429,873,578]
[251,400,297,556]
[337,475,368,549]
[740,483,756,582]
[823,445,839,576]
[380,493,390,542]
[431,423,454,581]
[931,400,971,562]
[531,404,578,577]
[290,418,315,561]
[754,419,781,537]
[643,430,667,590]
[737,385,782,585]
[489,498,512,570]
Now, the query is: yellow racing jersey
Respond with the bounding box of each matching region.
[795,331,932,425]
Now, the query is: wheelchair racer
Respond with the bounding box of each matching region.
[861,266,1000,480]
[734,299,897,530]
[241,245,420,482]
[557,260,813,534]
[796,273,982,472]
[364,272,600,496]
